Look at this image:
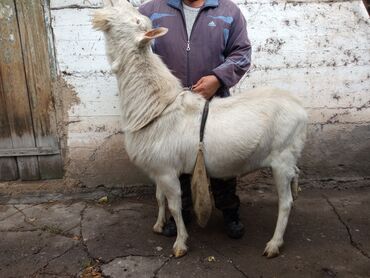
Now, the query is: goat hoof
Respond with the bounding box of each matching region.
[173,247,187,258]
[263,249,279,258]
[263,241,281,258]
[153,223,163,234]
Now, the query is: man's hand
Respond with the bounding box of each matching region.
[192,75,221,100]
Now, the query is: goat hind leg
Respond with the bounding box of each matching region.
[291,167,301,201]
[153,185,166,234]
[264,164,294,258]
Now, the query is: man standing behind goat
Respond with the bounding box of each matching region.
[136,0,252,239]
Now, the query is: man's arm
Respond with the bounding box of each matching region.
[192,75,221,99]
[193,9,251,99]
[211,10,252,88]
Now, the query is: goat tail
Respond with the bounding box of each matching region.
[191,144,212,228]
[291,166,302,201]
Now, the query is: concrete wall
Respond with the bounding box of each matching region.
[49,0,370,187]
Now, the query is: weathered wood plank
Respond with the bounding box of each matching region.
[42,0,58,80]
[15,0,63,179]
[0,64,19,180]
[0,0,40,180]
[0,147,60,157]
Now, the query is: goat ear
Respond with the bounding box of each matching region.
[92,10,110,31]
[140,27,168,44]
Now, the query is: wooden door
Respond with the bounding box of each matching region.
[0,0,63,180]
[364,0,370,15]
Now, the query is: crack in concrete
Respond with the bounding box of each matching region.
[31,245,45,255]
[31,245,76,278]
[218,254,249,278]
[0,211,20,222]
[194,236,250,278]
[79,203,107,277]
[0,204,39,222]
[63,222,81,234]
[153,256,171,278]
[324,195,370,260]
[215,252,249,277]
[80,203,93,258]
[98,254,171,278]
[13,205,39,227]
[87,253,169,278]
[100,253,161,265]
[7,204,87,277]
[229,260,250,278]
[12,205,80,239]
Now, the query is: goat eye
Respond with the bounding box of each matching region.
[136,19,140,25]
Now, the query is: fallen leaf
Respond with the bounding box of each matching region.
[207,256,216,262]
[80,266,102,278]
[97,196,108,204]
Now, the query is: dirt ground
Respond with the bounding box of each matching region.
[0,180,369,278]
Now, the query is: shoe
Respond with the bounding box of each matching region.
[225,220,245,239]
[162,210,192,237]
[223,208,245,239]
[162,217,177,237]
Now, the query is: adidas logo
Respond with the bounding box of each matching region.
[208,21,216,27]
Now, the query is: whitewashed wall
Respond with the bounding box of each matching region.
[49,0,370,186]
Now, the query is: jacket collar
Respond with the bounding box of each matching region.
[167,0,219,10]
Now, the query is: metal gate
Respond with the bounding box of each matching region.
[0,0,63,180]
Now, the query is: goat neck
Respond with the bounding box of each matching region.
[113,45,183,132]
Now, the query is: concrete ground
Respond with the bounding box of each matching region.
[1,184,369,278]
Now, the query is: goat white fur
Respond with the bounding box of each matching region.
[92,0,308,258]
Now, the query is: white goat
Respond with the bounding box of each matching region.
[92,0,308,258]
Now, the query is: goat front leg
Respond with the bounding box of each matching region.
[264,164,294,258]
[156,174,188,258]
[153,185,166,234]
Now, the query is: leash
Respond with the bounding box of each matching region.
[183,86,210,144]
[199,100,210,144]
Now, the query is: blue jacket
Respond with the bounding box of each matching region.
[139,0,252,97]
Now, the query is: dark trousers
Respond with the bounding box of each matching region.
[179,174,240,212]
